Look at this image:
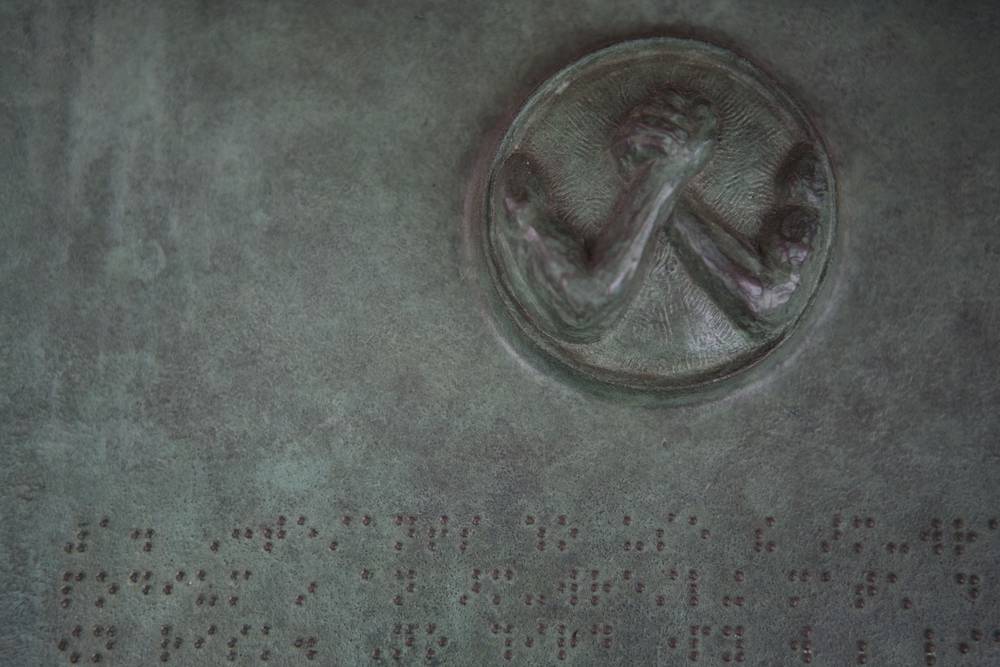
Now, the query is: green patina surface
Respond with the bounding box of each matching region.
[1,1,999,664]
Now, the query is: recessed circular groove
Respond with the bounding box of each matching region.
[470,37,837,400]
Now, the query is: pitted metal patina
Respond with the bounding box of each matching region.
[477,39,836,396]
[5,2,1000,665]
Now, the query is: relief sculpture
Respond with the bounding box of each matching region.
[477,39,837,395]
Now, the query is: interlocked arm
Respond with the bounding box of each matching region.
[493,90,717,344]
[669,145,827,333]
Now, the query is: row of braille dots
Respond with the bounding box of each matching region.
[528,567,750,610]
[391,568,418,606]
[788,626,815,663]
[127,568,242,606]
[665,625,746,662]
[491,622,613,661]
[58,570,89,609]
[620,514,710,552]
[558,568,620,607]
[128,527,156,553]
[67,522,155,554]
[923,627,1000,665]
[59,569,154,609]
[553,567,705,608]
[79,512,482,557]
[524,515,578,552]
[688,568,702,607]
[920,517,991,556]
[56,624,117,664]
[220,515,319,554]
[753,517,777,553]
[820,515,899,554]
[371,623,449,661]
[62,518,112,555]
[459,567,515,607]
[154,624,318,662]
[850,570,911,610]
[954,571,982,600]
[390,514,479,553]
[650,567,708,608]
[786,570,834,608]
[294,580,319,606]
[59,567,246,610]
[722,569,747,608]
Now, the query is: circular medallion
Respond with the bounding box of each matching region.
[471,38,837,397]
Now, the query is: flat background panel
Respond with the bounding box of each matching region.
[1,1,998,664]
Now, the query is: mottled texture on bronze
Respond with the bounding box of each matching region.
[2,2,999,665]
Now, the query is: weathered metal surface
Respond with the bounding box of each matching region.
[2,1,999,665]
